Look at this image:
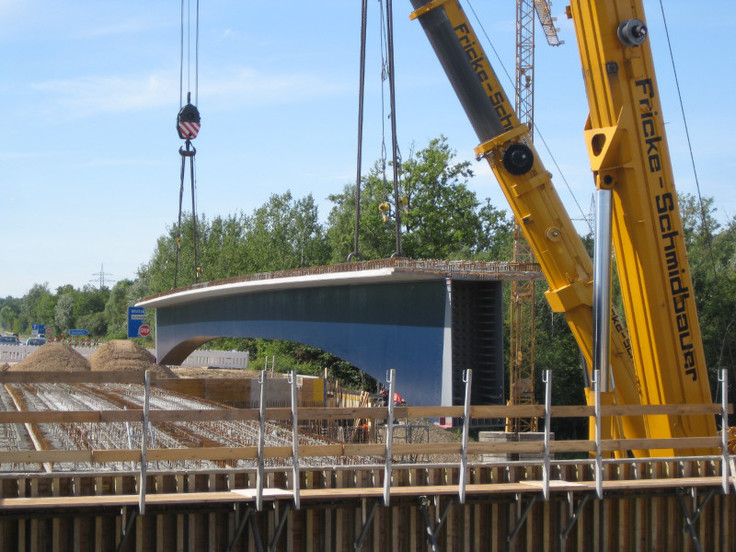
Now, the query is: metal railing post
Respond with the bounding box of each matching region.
[384,369,396,506]
[593,369,603,499]
[257,370,267,511]
[720,369,730,495]
[289,371,301,509]
[543,369,552,501]
[139,370,150,515]
[459,369,472,504]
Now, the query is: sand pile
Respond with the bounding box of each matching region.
[11,343,91,372]
[89,340,175,377]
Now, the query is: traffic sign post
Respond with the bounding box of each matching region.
[69,329,89,336]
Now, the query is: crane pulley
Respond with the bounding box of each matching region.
[177,93,201,140]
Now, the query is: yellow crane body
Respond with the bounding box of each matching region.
[410,0,719,456]
[409,0,648,453]
[567,0,717,452]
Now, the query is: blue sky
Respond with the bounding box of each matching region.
[1,1,734,298]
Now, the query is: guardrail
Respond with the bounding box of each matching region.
[0,368,731,515]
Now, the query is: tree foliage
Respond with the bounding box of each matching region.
[141,192,330,297]
[327,137,512,262]
[679,194,736,399]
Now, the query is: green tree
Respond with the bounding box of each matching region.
[54,292,76,333]
[77,312,107,336]
[20,283,55,334]
[245,192,329,271]
[327,137,512,261]
[0,299,21,334]
[104,279,135,338]
[679,194,736,398]
[142,192,329,296]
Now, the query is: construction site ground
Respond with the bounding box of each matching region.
[0,341,463,472]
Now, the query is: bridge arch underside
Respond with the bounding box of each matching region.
[154,280,504,408]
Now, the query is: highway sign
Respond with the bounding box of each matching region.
[69,329,89,336]
[128,306,147,338]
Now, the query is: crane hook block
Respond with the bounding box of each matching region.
[379,202,391,223]
[177,103,201,140]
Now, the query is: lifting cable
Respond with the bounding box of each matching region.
[657,0,735,375]
[378,0,391,221]
[656,0,717,280]
[383,0,403,257]
[174,0,202,288]
[373,0,403,257]
[353,0,403,258]
[349,0,369,262]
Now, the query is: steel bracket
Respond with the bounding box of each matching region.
[353,499,379,549]
[267,502,292,552]
[677,487,716,552]
[116,507,138,552]
[507,494,538,543]
[227,505,264,552]
[560,492,592,541]
[419,495,453,551]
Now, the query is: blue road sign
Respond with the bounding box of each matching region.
[128,306,146,338]
[69,329,89,336]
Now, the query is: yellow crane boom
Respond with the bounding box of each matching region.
[567,0,717,450]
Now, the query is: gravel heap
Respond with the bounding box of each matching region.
[10,343,91,372]
[89,340,175,377]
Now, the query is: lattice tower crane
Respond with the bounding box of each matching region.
[507,0,561,433]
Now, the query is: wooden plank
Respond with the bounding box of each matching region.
[148,447,258,462]
[148,409,259,423]
[0,402,728,426]
[0,450,93,464]
[298,444,346,458]
[598,403,732,416]
[0,410,142,424]
[600,436,721,452]
[601,476,726,491]
[0,489,293,511]
[0,371,149,384]
[549,440,596,453]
